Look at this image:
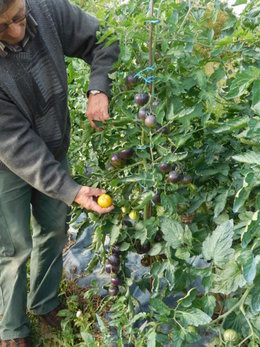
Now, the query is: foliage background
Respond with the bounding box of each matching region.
[63,0,260,346]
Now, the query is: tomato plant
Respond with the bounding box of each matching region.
[67,0,260,346]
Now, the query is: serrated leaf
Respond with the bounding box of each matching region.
[233,172,260,213]
[161,218,184,249]
[237,249,256,284]
[81,332,96,345]
[110,225,121,245]
[241,211,260,248]
[177,288,197,308]
[226,66,259,99]
[212,260,246,294]
[175,247,190,261]
[136,191,153,210]
[176,308,211,326]
[214,116,249,134]
[150,298,172,316]
[148,242,162,256]
[119,242,130,251]
[214,190,229,218]
[233,151,260,164]
[252,80,260,116]
[202,220,234,267]
[251,274,260,312]
[147,331,156,347]
[200,295,216,317]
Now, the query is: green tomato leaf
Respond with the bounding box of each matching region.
[214,190,229,218]
[202,220,234,268]
[199,295,217,317]
[212,260,246,294]
[241,211,260,248]
[226,66,259,99]
[147,330,156,347]
[252,80,260,116]
[237,249,256,284]
[148,242,162,256]
[251,274,260,312]
[161,218,184,249]
[150,298,172,317]
[81,332,96,346]
[176,307,211,326]
[177,288,197,308]
[233,151,260,165]
[110,225,121,245]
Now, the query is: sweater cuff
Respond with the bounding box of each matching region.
[87,76,111,99]
[58,177,82,206]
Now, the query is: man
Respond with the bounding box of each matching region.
[0,0,119,345]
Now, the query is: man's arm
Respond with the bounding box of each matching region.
[47,0,120,98]
[0,94,113,213]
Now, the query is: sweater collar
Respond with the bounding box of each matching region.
[0,12,38,58]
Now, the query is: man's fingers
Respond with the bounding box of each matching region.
[85,187,106,196]
[86,198,114,214]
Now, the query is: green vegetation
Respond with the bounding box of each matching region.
[32,0,260,346]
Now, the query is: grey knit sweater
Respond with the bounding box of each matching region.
[0,0,119,205]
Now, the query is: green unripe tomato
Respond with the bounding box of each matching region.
[209,337,221,347]
[187,326,196,334]
[121,206,127,214]
[223,329,239,343]
[129,210,139,221]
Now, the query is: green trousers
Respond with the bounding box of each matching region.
[0,158,70,340]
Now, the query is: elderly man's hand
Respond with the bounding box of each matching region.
[87,93,110,130]
[74,186,114,214]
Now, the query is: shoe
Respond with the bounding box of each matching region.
[38,305,62,330]
[1,337,32,347]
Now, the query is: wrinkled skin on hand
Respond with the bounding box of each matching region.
[87,93,110,130]
[74,186,114,214]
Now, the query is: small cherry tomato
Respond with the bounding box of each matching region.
[129,210,139,220]
[223,329,239,343]
[97,194,113,208]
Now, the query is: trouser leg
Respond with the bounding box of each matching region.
[0,170,32,340]
[28,158,70,314]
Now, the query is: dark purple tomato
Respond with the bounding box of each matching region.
[138,108,149,120]
[144,114,157,128]
[134,93,149,106]
[154,231,163,242]
[111,277,121,286]
[135,240,150,254]
[112,245,120,255]
[105,264,112,274]
[125,74,138,87]
[119,148,134,160]
[159,163,171,173]
[112,265,119,273]
[108,254,120,267]
[141,255,151,267]
[168,171,181,183]
[108,286,119,296]
[151,191,161,204]
[158,126,169,135]
[182,175,192,185]
[110,154,124,168]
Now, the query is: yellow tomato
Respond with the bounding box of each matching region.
[97,194,113,208]
[129,210,139,221]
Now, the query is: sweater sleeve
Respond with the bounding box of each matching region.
[0,92,81,206]
[47,0,120,98]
